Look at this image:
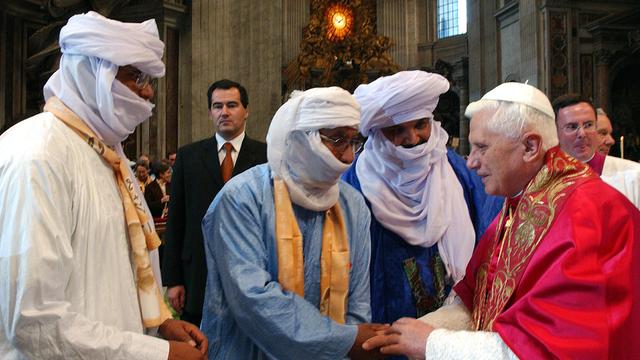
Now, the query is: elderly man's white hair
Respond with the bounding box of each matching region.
[466,82,559,151]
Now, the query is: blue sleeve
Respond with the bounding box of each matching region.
[204,180,358,359]
[340,184,372,325]
[447,148,503,242]
[341,157,362,192]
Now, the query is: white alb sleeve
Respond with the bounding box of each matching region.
[425,328,519,360]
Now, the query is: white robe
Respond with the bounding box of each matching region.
[602,156,640,209]
[0,113,168,359]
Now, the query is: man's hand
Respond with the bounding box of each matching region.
[159,319,208,356]
[168,341,206,360]
[348,323,389,360]
[167,285,185,313]
[362,317,434,360]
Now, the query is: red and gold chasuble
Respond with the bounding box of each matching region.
[455,146,640,359]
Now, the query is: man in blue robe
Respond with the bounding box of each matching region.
[200,87,383,359]
[343,71,501,325]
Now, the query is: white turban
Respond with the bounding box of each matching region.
[42,11,165,288]
[354,70,450,136]
[267,87,360,211]
[353,70,475,282]
[44,11,165,146]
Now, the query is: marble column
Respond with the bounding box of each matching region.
[454,57,470,155]
[594,49,611,111]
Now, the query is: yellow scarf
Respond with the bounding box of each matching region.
[273,178,350,323]
[44,97,172,328]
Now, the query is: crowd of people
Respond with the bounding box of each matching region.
[0,11,638,360]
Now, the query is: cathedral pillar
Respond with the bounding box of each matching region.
[594,49,611,111]
[454,57,470,155]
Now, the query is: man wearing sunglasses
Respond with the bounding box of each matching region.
[0,12,206,359]
[200,87,384,359]
[342,70,501,327]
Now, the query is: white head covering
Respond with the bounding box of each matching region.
[267,87,360,211]
[465,82,554,119]
[44,11,165,146]
[355,70,450,136]
[353,71,474,282]
[42,11,165,287]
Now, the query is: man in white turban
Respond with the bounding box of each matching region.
[361,82,640,360]
[342,70,500,325]
[200,87,384,359]
[0,12,207,359]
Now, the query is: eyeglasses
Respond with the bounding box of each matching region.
[561,121,596,134]
[319,134,364,154]
[135,71,152,89]
[121,66,153,89]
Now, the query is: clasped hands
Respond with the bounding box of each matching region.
[159,318,208,360]
[352,318,435,360]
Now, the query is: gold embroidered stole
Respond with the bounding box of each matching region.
[273,178,350,324]
[44,97,172,328]
[472,148,596,331]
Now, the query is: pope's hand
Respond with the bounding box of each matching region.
[362,317,434,360]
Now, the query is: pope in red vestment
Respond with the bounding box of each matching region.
[361,82,640,360]
[454,146,640,359]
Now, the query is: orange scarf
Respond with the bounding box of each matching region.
[273,178,350,323]
[44,97,172,328]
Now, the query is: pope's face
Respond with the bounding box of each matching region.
[467,109,526,197]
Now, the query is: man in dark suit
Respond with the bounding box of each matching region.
[162,79,267,326]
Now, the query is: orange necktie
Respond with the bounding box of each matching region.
[221,142,234,182]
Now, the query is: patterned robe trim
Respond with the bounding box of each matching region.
[472,147,598,331]
[403,254,447,317]
[44,97,172,328]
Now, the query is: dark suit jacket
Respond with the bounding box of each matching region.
[162,135,267,316]
[144,179,170,218]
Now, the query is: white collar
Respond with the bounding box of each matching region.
[215,131,246,152]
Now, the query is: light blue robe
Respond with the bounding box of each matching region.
[200,164,372,359]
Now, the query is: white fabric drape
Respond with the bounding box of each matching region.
[41,11,166,289]
[0,114,168,359]
[356,120,474,281]
[267,87,360,211]
[354,71,450,136]
[602,156,640,209]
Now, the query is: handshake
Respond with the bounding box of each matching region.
[349,319,435,360]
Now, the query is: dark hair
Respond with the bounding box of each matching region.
[551,93,597,121]
[207,79,248,109]
[135,160,149,170]
[153,162,171,177]
[166,151,176,158]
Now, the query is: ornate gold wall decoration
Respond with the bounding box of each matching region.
[284,0,398,93]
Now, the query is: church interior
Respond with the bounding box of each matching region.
[1,0,639,161]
